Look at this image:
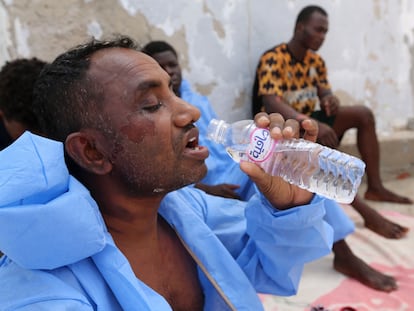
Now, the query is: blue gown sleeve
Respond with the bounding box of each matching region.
[174,187,334,296]
[238,193,333,295]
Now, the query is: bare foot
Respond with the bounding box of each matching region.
[365,187,413,204]
[363,207,409,239]
[351,196,409,239]
[333,240,398,292]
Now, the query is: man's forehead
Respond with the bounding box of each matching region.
[88,47,165,81]
[90,47,157,68]
[309,11,328,23]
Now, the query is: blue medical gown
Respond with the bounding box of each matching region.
[0,132,338,310]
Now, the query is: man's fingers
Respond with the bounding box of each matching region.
[239,161,279,194]
[268,113,285,129]
[283,119,300,139]
[301,119,318,142]
[254,112,271,128]
[239,161,265,181]
[266,113,286,140]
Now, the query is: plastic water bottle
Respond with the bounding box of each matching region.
[207,119,366,203]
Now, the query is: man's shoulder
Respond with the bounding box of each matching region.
[306,49,326,63]
[260,43,288,58]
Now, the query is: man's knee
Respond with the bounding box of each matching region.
[341,105,375,126]
[358,105,375,125]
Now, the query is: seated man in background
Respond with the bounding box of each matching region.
[0,35,335,310]
[0,58,47,150]
[253,5,411,204]
[146,40,398,292]
[253,5,409,240]
[142,40,256,200]
[0,58,47,258]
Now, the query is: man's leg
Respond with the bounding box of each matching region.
[327,105,410,238]
[333,239,397,292]
[332,105,412,204]
[324,195,398,291]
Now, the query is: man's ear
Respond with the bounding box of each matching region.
[65,132,113,175]
[295,22,304,34]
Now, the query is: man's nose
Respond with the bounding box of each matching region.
[173,97,201,126]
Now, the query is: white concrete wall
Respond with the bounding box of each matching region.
[2,0,414,136]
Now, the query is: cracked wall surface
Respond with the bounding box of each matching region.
[1,0,414,135]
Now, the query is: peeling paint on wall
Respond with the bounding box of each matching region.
[1,0,414,135]
[0,3,12,63]
[87,20,103,39]
[14,18,30,57]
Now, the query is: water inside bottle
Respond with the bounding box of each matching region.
[226,145,248,162]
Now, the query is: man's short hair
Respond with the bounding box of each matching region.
[32,35,139,142]
[295,5,328,26]
[141,41,177,57]
[0,58,47,131]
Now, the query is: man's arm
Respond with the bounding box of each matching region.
[262,95,307,120]
[263,94,339,148]
[180,113,334,295]
[172,183,334,297]
[228,112,335,293]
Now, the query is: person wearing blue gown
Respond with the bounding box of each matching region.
[0,36,335,310]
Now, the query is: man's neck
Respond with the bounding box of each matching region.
[111,200,164,235]
[287,39,308,62]
[86,178,164,241]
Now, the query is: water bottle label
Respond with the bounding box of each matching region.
[247,128,275,163]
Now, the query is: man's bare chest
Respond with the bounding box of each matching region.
[126,224,205,310]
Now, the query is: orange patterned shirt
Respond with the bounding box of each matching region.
[256,43,331,115]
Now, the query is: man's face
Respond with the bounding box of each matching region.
[299,11,328,51]
[87,48,208,195]
[149,50,182,97]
